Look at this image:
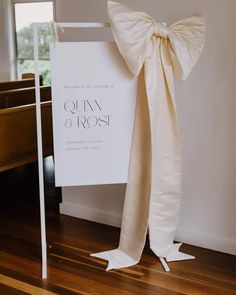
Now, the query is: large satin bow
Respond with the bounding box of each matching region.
[92,1,205,271]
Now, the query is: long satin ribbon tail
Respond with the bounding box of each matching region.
[91,243,195,272]
[165,243,195,262]
[91,249,139,271]
[156,243,195,272]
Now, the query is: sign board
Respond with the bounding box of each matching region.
[50,42,137,186]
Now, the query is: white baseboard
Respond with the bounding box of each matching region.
[60,202,122,228]
[60,202,236,256]
[176,227,236,256]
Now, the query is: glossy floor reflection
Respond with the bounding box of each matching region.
[0,158,235,294]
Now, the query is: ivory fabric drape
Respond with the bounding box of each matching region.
[92,1,205,271]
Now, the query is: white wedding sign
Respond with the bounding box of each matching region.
[50,42,138,186]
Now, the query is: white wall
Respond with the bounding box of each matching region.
[55,0,236,255]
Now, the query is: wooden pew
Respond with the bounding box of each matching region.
[0,86,51,109]
[0,101,53,172]
[0,84,53,172]
[0,77,43,92]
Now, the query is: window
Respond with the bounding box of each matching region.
[13,1,53,84]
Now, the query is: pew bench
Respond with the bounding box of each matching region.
[0,88,53,172]
[0,86,51,109]
[0,77,43,92]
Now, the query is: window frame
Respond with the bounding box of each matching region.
[10,0,55,80]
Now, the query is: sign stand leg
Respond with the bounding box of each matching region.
[159,257,170,272]
[33,24,47,279]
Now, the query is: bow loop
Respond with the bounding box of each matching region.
[108,1,153,76]
[168,16,205,81]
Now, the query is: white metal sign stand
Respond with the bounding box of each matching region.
[33,21,110,279]
[33,20,169,278]
[33,23,47,279]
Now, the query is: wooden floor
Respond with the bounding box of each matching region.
[0,157,235,295]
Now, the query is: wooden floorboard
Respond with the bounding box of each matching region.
[0,157,235,294]
[0,282,29,295]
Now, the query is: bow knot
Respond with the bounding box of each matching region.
[153,22,169,38]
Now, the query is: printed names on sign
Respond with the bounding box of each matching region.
[50,42,137,186]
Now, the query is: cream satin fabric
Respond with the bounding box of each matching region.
[92,1,205,271]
